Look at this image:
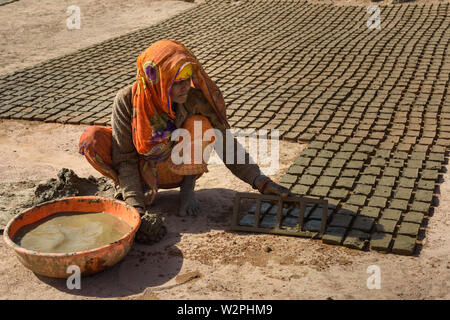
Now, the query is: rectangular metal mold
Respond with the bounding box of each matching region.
[231,192,329,237]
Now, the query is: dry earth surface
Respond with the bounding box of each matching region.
[0,0,449,300]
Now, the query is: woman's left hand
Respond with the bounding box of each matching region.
[254,175,294,198]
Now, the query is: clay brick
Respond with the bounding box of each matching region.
[414,190,433,203]
[291,185,310,195]
[329,214,353,228]
[421,169,438,181]
[374,219,397,233]
[352,216,375,232]
[347,195,367,206]
[407,160,423,169]
[330,158,347,168]
[410,201,431,213]
[392,235,417,255]
[398,222,420,236]
[343,230,370,250]
[287,165,305,175]
[310,186,330,197]
[336,177,355,189]
[363,167,381,176]
[328,188,349,199]
[402,168,419,179]
[360,207,381,218]
[384,167,400,177]
[370,233,393,252]
[398,177,415,189]
[335,152,353,160]
[342,169,359,177]
[317,176,336,187]
[379,176,396,187]
[280,174,297,184]
[389,199,409,211]
[368,196,387,208]
[339,204,359,216]
[294,157,311,166]
[403,211,425,224]
[425,161,442,170]
[417,179,435,190]
[381,209,402,220]
[322,227,347,245]
[304,219,321,232]
[389,158,404,168]
[394,187,413,200]
[358,175,377,185]
[323,168,342,176]
[306,166,323,176]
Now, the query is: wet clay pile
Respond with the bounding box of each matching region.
[0,168,116,232]
[34,168,115,204]
[13,212,132,253]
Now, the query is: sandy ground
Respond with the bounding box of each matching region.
[0,120,449,300]
[0,0,449,300]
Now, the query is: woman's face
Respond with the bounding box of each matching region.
[170,79,191,104]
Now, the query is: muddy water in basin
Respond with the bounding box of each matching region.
[13,212,132,253]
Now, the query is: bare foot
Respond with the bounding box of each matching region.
[179,175,201,216]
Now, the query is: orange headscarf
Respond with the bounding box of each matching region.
[131,40,229,156]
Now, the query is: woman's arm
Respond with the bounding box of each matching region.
[111,85,146,209]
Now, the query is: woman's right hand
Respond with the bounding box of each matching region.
[134,208,167,244]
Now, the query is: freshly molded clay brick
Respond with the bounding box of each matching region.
[402,168,419,178]
[347,195,367,206]
[360,207,381,218]
[323,168,342,176]
[352,216,375,232]
[370,233,393,252]
[380,209,402,220]
[322,227,347,245]
[336,177,355,189]
[410,201,431,213]
[374,186,392,198]
[317,176,336,187]
[298,175,317,186]
[328,188,349,199]
[358,175,377,185]
[281,174,298,184]
[403,211,424,224]
[394,187,413,200]
[398,177,415,188]
[304,219,321,232]
[339,204,359,215]
[306,166,323,176]
[291,185,310,195]
[368,196,387,208]
[240,214,256,227]
[392,235,417,255]
[288,165,305,175]
[417,179,435,190]
[374,218,397,233]
[384,167,400,177]
[389,199,409,211]
[343,230,370,250]
[310,186,330,197]
[363,167,381,176]
[421,169,438,181]
[414,190,433,202]
[379,176,396,187]
[354,184,372,195]
[329,214,353,228]
[398,222,420,236]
